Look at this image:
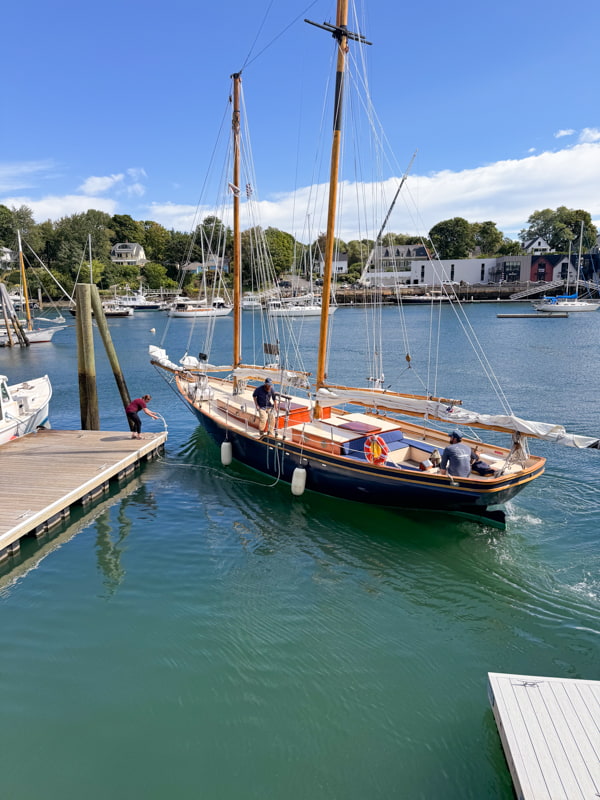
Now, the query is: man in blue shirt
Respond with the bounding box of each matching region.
[252,378,277,436]
[440,430,472,477]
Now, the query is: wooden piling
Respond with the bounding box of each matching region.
[75,283,100,430]
[89,285,131,411]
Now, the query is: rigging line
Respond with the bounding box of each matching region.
[398,183,514,412]
[154,452,283,489]
[240,0,321,73]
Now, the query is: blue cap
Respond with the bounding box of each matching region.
[450,429,463,440]
[264,378,272,384]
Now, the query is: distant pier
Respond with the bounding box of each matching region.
[497,312,569,318]
[0,429,167,562]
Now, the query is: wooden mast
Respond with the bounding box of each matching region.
[17,230,33,331]
[231,72,242,369]
[307,2,370,398]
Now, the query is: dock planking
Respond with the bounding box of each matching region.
[0,428,167,561]
[488,671,600,800]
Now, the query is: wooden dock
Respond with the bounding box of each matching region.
[488,671,600,799]
[0,428,167,562]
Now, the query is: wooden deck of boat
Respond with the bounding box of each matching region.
[0,428,167,562]
[488,671,600,799]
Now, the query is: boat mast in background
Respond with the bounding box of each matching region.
[16,231,32,332]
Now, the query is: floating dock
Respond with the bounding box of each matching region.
[0,428,167,562]
[488,671,600,799]
[497,313,569,318]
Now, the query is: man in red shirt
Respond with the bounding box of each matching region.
[126,394,159,439]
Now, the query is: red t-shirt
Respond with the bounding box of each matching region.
[126,398,147,414]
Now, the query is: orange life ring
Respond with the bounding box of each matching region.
[364,435,389,465]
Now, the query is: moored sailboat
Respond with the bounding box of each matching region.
[532,223,600,313]
[151,1,599,528]
[0,232,67,346]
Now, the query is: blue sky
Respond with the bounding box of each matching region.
[2,0,599,242]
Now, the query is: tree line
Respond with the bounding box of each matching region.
[0,203,595,298]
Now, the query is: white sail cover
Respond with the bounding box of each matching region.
[150,348,311,389]
[316,387,600,449]
[233,366,311,389]
[149,346,227,372]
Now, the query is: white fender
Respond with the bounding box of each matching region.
[291,466,306,496]
[221,440,232,466]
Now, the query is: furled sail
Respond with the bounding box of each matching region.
[316,386,600,448]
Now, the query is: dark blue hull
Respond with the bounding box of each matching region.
[188,402,541,523]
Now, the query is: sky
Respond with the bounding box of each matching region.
[2,0,600,243]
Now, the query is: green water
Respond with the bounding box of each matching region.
[0,305,598,799]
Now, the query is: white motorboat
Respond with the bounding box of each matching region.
[168,297,232,318]
[116,287,166,311]
[0,374,52,444]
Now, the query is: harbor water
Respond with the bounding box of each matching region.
[0,303,598,799]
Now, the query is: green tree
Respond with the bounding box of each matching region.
[110,214,145,245]
[102,263,140,289]
[497,238,522,256]
[197,216,231,266]
[428,217,474,259]
[0,204,14,246]
[519,207,597,252]
[265,227,295,275]
[240,226,263,288]
[346,239,373,270]
[52,210,113,278]
[0,205,43,253]
[164,230,193,273]
[473,221,503,255]
[142,261,178,290]
[142,220,170,263]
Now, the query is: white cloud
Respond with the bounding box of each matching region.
[127,183,146,197]
[0,194,118,220]
[579,127,600,143]
[4,144,600,242]
[554,129,575,138]
[0,160,55,192]
[79,174,124,195]
[392,142,600,239]
[145,201,204,232]
[127,167,147,181]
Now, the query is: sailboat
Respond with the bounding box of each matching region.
[532,222,600,313]
[266,293,335,317]
[0,232,67,346]
[150,1,599,528]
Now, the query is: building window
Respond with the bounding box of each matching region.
[481,265,485,281]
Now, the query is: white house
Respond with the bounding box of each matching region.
[523,237,551,254]
[110,242,148,267]
[0,246,15,270]
[181,254,230,274]
[318,252,348,276]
